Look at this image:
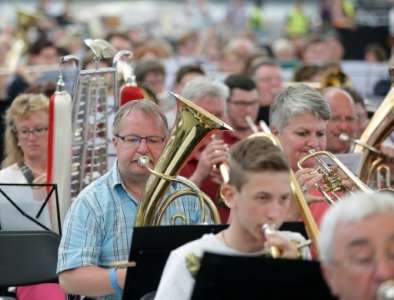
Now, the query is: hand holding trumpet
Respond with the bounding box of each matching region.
[190,135,230,186]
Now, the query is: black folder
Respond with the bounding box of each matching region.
[191,252,337,300]
[122,222,308,300]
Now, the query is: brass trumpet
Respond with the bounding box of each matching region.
[297,149,372,205]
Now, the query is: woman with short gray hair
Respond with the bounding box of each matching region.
[270,84,331,222]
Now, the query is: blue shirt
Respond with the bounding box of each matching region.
[57,163,213,300]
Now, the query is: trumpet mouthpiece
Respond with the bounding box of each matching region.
[339,133,350,142]
[138,156,150,167]
[262,223,276,234]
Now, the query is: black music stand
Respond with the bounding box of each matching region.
[122,224,227,300]
[191,252,337,300]
[0,183,61,234]
[121,222,308,300]
[0,230,60,288]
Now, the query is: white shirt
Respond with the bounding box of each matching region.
[154,231,309,300]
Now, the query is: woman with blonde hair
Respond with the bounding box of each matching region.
[0,93,64,300]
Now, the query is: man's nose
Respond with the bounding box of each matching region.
[374,256,394,282]
[136,138,149,153]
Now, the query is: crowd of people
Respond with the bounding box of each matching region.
[0,1,393,300]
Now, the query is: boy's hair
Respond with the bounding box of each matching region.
[228,136,290,191]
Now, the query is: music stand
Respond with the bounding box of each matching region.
[0,230,60,288]
[0,183,61,234]
[122,224,227,300]
[191,252,336,300]
[121,222,308,300]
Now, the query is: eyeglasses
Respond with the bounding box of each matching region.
[16,127,48,138]
[330,116,356,124]
[115,134,165,146]
[228,100,259,108]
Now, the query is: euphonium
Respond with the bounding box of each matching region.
[298,149,372,205]
[134,92,232,226]
[354,68,394,189]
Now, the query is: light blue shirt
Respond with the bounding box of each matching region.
[57,163,212,300]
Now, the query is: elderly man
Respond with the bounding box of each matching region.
[323,87,357,154]
[319,191,394,300]
[179,76,230,222]
[57,100,213,300]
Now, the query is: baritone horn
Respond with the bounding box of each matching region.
[353,67,394,189]
[134,92,233,226]
[298,149,372,205]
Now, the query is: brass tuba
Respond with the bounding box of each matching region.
[134,92,232,226]
[354,68,394,188]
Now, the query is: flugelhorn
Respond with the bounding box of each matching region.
[297,149,372,205]
[134,92,233,226]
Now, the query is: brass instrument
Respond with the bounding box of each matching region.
[262,224,280,258]
[354,68,394,189]
[134,92,232,226]
[67,40,123,199]
[298,149,372,205]
[377,280,394,300]
[248,131,320,255]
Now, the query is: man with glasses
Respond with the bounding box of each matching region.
[319,191,394,300]
[57,100,212,300]
[249,60,283,124]
[223,74,260,144]
[323,87,357,154]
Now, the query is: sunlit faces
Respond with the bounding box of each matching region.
[14,110,49,161]
[323,213,394,300]
[113,110,167,180]
[325,90,356,153]
[224,171,291,250]
[274,112,327,170]
[227,88,259,131]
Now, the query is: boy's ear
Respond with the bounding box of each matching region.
[221,183,237,209]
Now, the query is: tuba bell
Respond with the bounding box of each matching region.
[354,68,394,189]
[134,92,232,226]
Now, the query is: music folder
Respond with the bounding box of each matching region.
[122,224,227,300]
[121,222,308,300]
[191,252,337,300]
[0,183,61,234]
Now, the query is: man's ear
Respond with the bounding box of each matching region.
[321,264,340,298]
[221,183,237,209]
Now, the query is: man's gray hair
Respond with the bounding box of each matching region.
[112,100,169,136]
[181,76,229,102]
[270,84,331,132]
[319,191,394,264]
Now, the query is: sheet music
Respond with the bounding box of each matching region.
[0,184,54,231]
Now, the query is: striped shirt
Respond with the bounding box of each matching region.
[57,163,213,300]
